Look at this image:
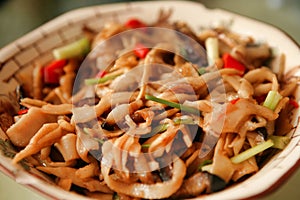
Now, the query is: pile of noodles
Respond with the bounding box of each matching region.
[1,10,299,200]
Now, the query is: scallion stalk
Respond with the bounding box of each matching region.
[53,37,90,60]
[173,117,195,125]
[141,143,151,148]
[85,73,122,85]
[150,123,169,135]
[231,139,274,164]
[198,159,213,171]
[263,90,282,110]
[145,94,199,114]
[201,163,212,173]
[205,37,219,66]
[197,67,207,75]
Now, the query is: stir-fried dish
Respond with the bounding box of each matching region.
[0,10,299,199]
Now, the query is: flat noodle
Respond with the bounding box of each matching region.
[54,134,79,162]
[12,123,67,163]
[54,87,69,104]
[101,157,186,199]
[149,123,179,157]
[75,161,99,179]
[6,107,57,147]
[57,118,75,132]
[20,97,47,108]
[244,67,278,91]
[41,103,73,115]
[37,166,113,193]
[57,178,72,191]
[211,133,235,182]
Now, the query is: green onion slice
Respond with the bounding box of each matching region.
[197,67,207,75]
[145,94,199,114]
[263,90,282,110]
[150,123,169,135]
[231,139,274,164]
[85,73,122,85]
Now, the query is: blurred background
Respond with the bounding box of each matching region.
[0,0,300,47]
[0,0,299,199]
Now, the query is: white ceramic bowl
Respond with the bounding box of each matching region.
[0,1,299,199]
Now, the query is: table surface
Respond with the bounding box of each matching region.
[0,0,299,199]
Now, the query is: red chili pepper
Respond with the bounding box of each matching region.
[134,43,149,59]
[96,70,107,78]
[230,98,240,104]
[222,53,246,73]
[43,59,67,84]
[289,99,299,108]
[125,18,146,29]
[17,109,28,115]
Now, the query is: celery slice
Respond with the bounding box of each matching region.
[263,90,282,110]
[231,139,274,164]
[201,163,213,173]
[205,37,219,66]
[145,94,199,114]
[53,37,90,60]
[197,67,207,75]
[269,135,291,149]
[85,73,122,85]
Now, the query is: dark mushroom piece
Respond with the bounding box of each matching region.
[172,172,226,198]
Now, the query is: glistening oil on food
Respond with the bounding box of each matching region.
[0,8,299,200]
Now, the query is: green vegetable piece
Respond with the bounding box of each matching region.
[53,37,90,60]
[231,139,274,164]
[198,159,213,171]
[85,73,122,85]
[150,123,169,135]
[197,67,207,75]
[263,90,282,110]
[201,163,212,173]
[145,94,199,114]
[205,37,219,66]
[269,135,290,149]
[173,117,195,125]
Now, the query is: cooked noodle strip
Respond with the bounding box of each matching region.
[20,97,47,108]
[13,123,67,163]
[54,134,79,162]
[42,103,73,115]
[101,157,186,199]
[37,166,113,193]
